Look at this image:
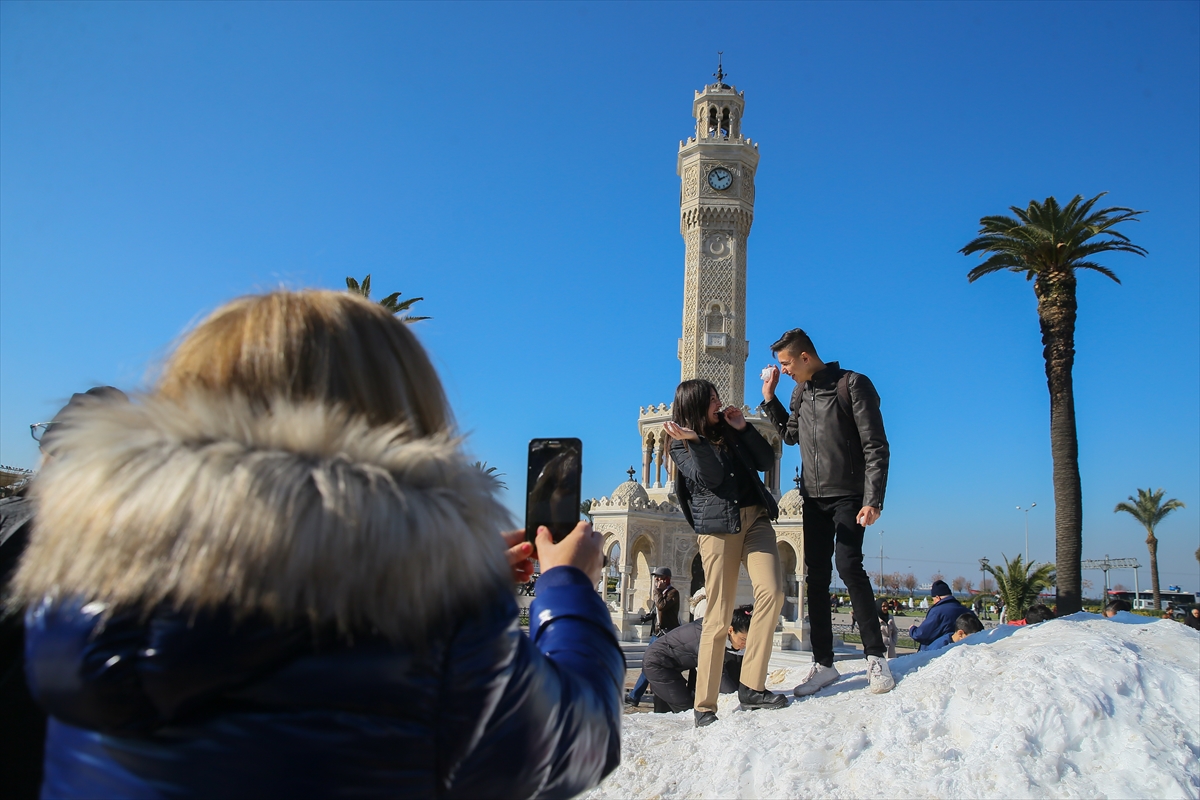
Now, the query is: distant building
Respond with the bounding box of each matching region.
[588,73,806,650]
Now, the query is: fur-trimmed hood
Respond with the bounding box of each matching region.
[10,393,514,641]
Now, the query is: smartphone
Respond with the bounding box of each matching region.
[525,438,583,545]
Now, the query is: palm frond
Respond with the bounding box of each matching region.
[1072,262,1122,283]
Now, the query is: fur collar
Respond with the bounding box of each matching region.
[9,393,513,641]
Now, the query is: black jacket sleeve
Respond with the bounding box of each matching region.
[761,386,802,447]
[732,423,775,472]
[847,372,890,509]
[668,438,727,493]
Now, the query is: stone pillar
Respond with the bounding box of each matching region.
[654,438,665,488]
[641,447,652,486]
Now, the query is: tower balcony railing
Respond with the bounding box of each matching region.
[680,134,757,149]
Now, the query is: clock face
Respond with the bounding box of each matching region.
[708,167,733,191]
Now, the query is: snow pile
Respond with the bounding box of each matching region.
[588,613,1200,799]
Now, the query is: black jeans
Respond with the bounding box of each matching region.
[804,495,885,664]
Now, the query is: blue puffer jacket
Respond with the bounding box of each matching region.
[25,568,620,799]
[909,596,968,650]
[10,394,624,799]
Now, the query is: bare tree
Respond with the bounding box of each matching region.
[902,573,918,596]
[931,572,944,584]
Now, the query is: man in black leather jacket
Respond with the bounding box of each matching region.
[760,328,895,696]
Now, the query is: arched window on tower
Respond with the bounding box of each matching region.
[705,303,725,333]
[720,108,731,138]
[704,304,728,350]
[707,106,719,138]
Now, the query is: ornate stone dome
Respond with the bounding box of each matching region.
[608,479,650,507]
[778,488,804,519]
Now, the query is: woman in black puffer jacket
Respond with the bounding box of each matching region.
[11,290,622,799]
[664,379,785,728]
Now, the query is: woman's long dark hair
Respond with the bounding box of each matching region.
[672,379,722,444]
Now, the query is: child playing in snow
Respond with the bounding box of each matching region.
[926,612,984,651]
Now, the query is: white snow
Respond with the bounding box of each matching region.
[586,613,1200,799]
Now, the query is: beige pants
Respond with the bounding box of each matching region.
[694,505,784,712]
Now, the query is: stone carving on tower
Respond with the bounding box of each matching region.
[584,63,806,648]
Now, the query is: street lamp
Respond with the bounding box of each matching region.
[979,557,990,610]
[878,530,884,588]
[1017,503,1037,562]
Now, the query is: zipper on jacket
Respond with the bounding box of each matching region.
[810,384,820,494]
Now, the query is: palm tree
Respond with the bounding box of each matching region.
[1114,488,1185,610]
[982,554,1055,621]
[961,193,1147,614]
[346,274,430,323]
[471,461,507,490]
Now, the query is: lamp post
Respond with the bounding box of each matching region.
[979,557,990,616]
[878,530,884,588]
[1017,503,1037,562]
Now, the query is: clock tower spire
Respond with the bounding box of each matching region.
[676,65,759,406]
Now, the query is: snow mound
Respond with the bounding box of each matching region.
[587,613,1200,799]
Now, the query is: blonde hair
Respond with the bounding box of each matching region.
[158,290,449,435]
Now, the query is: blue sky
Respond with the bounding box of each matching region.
[2,1,1197,593]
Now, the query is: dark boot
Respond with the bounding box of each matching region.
[694,710,718,728]
[738,683,788,710]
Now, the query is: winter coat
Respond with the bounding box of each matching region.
[1185,611,1200,631]
[879,617,898,660]
[12,394,624,800]
[909,596,969,649]
[761,362,890,509]
[670,422,778,535]
[642,584,680,636]
[927,631,955,651]
[0,487,46,799]
[642,620,742,688]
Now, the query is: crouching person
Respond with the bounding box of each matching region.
[926,611,984,651]
[644,606,754,713]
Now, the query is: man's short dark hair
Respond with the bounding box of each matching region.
[770,328,819,358]
[955,612,984,635]
[1104,599,1133,615]
[1024,604,1054,624]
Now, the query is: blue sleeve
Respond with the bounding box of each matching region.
[444,568,623,800]
[925,632,953,651]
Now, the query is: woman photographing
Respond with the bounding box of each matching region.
[663,379,786,727]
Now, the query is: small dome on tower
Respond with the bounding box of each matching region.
[609,479,650,507]
[778,488,804,519]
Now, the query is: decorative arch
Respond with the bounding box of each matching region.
[629,534,656,613]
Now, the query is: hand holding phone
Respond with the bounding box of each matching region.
[532,522,603,584]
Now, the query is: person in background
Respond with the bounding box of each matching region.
[1103,599,1133,617]
[1184,606,1200,631]
[1023,604,1055,625]
[642,605,753,713]
[625,566,680,707]
[908,580,968,650]
[878,599,898,659]
[926,612,985,652]
[11,290,622,799]
[690,586,708,621]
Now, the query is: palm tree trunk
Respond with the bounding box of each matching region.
[1036,271,1083,615]
[1146,531,1160,610]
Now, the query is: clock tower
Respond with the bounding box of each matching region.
[676,63,759,407]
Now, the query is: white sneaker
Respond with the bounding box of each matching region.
[866,655,895,694]
[792,663,840,697]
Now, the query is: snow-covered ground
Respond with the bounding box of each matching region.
[587,613,1200,799]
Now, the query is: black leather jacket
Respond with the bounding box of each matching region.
[670,422,779,535]
[761,362,890,509]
